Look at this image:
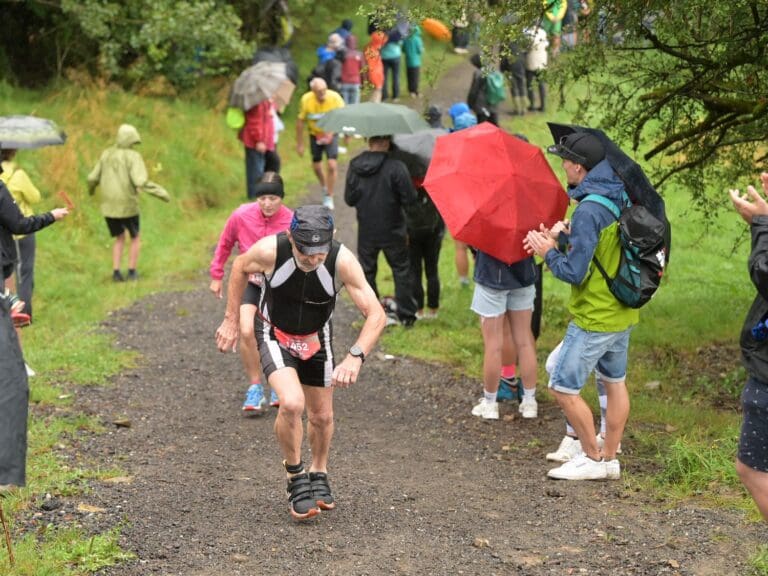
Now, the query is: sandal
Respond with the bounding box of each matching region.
[309,471,335,510]
[286,473,320,520]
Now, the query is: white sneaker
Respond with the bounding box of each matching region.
[546,435,582,462]
[605,459,621,480]
[322,195,335,210]
[338,145,348,154]
[471,397,499,420]
[547,453,608,480]
[519,396,538,419]
[596,434,622,454]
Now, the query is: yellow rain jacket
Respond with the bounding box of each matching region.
[87,124,169,218]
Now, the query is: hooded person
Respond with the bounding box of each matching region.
[402,24,424,97]
[87,124,170,281]
[425,105,444,129]
[364,31,387,102]
[467,53,498,125]
[344,135,418,326]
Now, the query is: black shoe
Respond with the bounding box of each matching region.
[127,269,138,281]
[112,270,124,282]
[309,471,335,510]
[286,473,320,520]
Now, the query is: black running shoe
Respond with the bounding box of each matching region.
[309,471,335,510]
[286,473,320,520]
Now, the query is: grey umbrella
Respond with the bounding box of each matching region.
[229,60,295,111]
[391,128,448,178]
[0,115,67,149]
[317,102,430,137]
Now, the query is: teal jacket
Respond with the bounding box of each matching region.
[380,38,402,60]
[403,26,424,67]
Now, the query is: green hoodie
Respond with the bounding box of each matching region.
[87,124,169,218]
[403,26,424,68]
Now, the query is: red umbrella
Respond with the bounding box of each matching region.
[423,122,569,264]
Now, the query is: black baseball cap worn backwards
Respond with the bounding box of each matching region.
[290,205,334,255]
[547,132,605,170]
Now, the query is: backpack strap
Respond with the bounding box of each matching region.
[580,193,623,285]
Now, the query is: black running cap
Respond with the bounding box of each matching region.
[290,205,334,255]
[547,132,605,170]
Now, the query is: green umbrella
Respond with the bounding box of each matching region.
[316,102,430,137]
[0,115,67,149]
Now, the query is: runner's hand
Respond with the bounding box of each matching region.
[331,356,362,388]
[209,279,223,299]
[215,318,239,353]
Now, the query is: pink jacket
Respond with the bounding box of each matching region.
[209,203,293,280]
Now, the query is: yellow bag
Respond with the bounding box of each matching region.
[226,107,245,130]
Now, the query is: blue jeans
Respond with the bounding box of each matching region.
[245,147,266,199]
[339,83,361,105]
[549,321,633,395]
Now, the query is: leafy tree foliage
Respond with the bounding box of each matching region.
[367,0,768,204]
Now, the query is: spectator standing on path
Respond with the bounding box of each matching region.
[402,24,424,98]
[0,149,42,319]
[87,124,170,282]
[209,172,293,415]
[524,132,637,481]
[729,172,768,521]
[467,53,498,126]
[364,31,387,103]
[339,34,363,106]
[214,205,386,521]
[238,99,275,199]
[469,247,539,421]
[524,23,549,112]
[405,176,445,320]
[295,78,345,210]
[500,40,528,116]
[344,135,418,327]
[380,34,403,101]
[0,177,68,492]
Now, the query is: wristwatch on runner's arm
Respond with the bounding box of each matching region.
[349,344,365,363]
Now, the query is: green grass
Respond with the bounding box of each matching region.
[750,546,768,576]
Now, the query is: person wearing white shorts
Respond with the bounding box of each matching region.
[469,249,538,421]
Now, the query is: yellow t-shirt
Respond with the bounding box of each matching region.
[297,90,345,137]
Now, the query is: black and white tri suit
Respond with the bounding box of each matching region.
[256,232,343,386]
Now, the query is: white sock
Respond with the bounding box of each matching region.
[483,390,497,403]
[522,387,536,400]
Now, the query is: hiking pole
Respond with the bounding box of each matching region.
[0,502,14,567]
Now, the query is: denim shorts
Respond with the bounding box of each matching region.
[470,283,535,317]
[738,376,768,472]
[549,321,632,395]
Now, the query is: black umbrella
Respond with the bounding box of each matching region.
[547,122,671,261]
[391,128,447,179]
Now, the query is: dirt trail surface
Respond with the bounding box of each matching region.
[58,62,766,575]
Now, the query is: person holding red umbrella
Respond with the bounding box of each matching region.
[524,132,638,481]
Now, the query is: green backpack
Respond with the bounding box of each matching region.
[485,71,507,106]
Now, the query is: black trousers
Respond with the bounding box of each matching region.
[406,66,420,95]
[357,238,417,321]
[408,226,444,310]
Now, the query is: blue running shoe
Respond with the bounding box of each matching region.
[270,389,280,408]
[242,384,267,413]
[497,377,520,402]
